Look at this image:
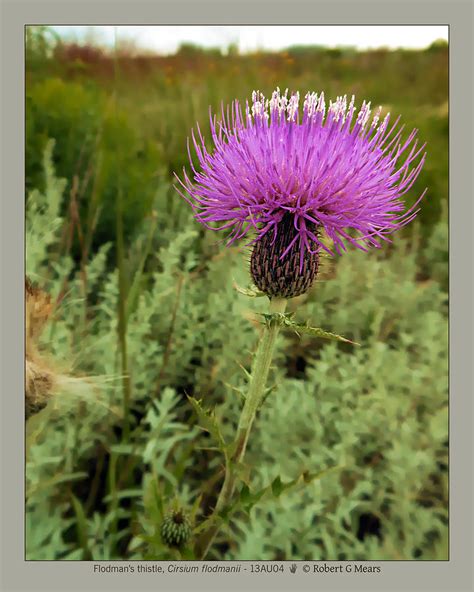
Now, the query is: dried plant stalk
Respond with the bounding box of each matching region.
[25,277,56,419]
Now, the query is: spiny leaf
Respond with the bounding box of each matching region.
[289,322,360,345]
[235,465,343,516]
[259,311,295,327]
[239,483,267,512]
[187,396,227,454]
[233,281,266,298]
[259,312,359,345]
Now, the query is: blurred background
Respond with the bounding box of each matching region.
[25,25,448,561]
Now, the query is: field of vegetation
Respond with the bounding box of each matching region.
[25,27,448,561]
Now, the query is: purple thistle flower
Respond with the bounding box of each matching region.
[175,88,426,297]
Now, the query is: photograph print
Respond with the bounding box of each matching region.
[25,24,448,561]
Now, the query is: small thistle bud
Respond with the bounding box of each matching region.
[160,509,192,549]
[250,214,319,299]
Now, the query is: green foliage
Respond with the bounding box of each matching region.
[26,77,162,258]
[26,77,102,192]
[25,43,448,562]
[26,139,66,277]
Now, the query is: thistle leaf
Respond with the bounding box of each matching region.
[289,322,360,345]
[235,465,343,515]
[259,311,294,327]
[233,281,266,298]
[258,311,358,344]
[187,396,227,455]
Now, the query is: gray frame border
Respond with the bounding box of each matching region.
[2,1,472,591]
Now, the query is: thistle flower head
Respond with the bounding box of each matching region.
[176,88,426,297]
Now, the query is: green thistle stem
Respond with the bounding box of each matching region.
[196,296,287,559]
[233,296,287,460]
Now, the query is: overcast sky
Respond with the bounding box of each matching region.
[52,25,449,54]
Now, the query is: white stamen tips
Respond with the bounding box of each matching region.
[269,87,289,118]
[303,92,318,118]
[329,95,348,122]
[347,95,355,117]
[251,90,267,119]
[356,100,372,128]
[248,89,386,133]
[380,112,390,134]
[317,92,326,115]
[371,106,383,128]
[269,89,279,114]
[287,92,300,121]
